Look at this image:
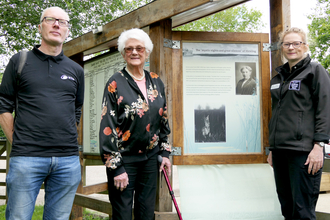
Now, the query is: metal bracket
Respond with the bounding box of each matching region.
[92,26,103,34]
[164,38,180,49]
[171,147,182,156]
[263,42,280,51]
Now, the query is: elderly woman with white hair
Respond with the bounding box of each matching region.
[99,28,172,220]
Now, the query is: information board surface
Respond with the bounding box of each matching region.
[183,42,261,154]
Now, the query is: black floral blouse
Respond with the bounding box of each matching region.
[99,68,171,176]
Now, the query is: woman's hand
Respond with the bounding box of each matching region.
[160,157,171,176]
[267,151,273,167]
[114,172,129,191]
[305,144,324,175]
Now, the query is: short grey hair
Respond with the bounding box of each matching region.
[117,28,153,55]
[240,66,252,73]
[40,6,70,23]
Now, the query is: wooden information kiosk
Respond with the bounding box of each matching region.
[62,0,306,219]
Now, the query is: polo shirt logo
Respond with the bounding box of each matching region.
[289,80,301,91]
[61,75,75,81]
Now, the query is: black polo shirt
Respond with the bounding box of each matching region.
[0,45,84,157]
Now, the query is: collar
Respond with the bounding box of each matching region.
[32,45,64,63]
[276,54,311,76]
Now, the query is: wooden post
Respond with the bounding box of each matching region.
[5,140,11,203]
[149,19,173,213]
[269,0,291,78]
[69,52,84,220]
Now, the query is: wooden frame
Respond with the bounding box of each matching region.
[171,31,271,166]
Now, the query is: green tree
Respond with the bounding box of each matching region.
[0,0,152,76]
[173,5,265,32]
[308,0,330,71]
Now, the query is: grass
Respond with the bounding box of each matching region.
[0,205,109,220]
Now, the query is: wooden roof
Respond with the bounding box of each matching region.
[63,0,250,57]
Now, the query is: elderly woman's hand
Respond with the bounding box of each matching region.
[114,172,129,191]
[160,157,171,176]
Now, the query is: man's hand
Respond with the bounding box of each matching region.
[0,112,14,145]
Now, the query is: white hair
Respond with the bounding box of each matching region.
[117,28,153,55]
[240,66,252,73]
[40,6,70,23]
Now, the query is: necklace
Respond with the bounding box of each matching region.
[126,68,145,81]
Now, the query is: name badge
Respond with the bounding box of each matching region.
[289,80,301,91]
[271,83,280,90]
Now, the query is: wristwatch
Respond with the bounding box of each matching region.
[315,142,325,147]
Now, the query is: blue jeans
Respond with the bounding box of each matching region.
[6,156,81,220]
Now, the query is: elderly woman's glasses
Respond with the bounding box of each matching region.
[281,41,305,49]
[42,17,70,27]
[124,47,145,54]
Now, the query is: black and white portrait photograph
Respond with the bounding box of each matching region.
[235,62,257,95]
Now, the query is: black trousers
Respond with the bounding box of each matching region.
[106,154,158,220]
[272,150,322,220]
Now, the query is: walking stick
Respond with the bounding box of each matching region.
[158,155,183,220]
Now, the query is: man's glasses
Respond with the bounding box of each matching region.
[124,47,145,54]
[281,41,305,49]
[42,17,70,27]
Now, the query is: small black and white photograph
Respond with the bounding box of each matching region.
[194,105,226,143]
[235,62,257,95]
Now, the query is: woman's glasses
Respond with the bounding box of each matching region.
[281,41,305,49]
[124,47,145,54]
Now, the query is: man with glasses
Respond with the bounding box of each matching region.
[0,6,84,219]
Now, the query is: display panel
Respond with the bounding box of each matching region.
[182,42,261,154]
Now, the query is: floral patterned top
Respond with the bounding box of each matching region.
[99,68,171,176]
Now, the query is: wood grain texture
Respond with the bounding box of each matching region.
[63,0,250,57]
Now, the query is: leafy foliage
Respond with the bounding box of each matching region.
[173,5,265,32]
[0,128,4,138]
[0,0,152,75]
[308,0,330,71]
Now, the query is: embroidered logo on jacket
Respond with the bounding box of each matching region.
[289,80,301,91]
[61,75,75,81]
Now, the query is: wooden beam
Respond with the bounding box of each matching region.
[69,52,85,220]
[171,31,184,160]
[260,31,272,163]
[149,19,173,213]
[269,0,291,78]
[5,141,11,203]
[171,0,249,28]
[175,154,264,165]
[83,182,108,195]
[70,152,84,220]
[63,0,249,57]
[73,193,112,215]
